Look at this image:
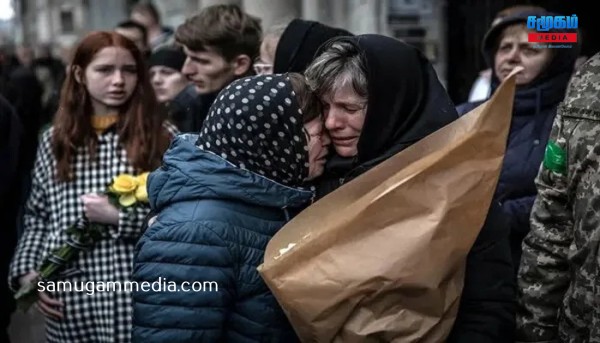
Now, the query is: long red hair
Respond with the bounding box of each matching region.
[52,31,171,182]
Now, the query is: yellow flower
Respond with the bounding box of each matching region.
[137,172,150,189]
[119,194,137,207]
[137,172,149,186]
[135,184,148,202]
[111,174,138,194]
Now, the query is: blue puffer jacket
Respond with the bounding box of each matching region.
[131,134,312,343]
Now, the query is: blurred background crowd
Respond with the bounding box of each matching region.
[1,0,598,104]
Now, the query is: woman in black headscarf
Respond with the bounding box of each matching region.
[305,34,515,342]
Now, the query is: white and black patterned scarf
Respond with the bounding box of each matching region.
[196,74,310,187]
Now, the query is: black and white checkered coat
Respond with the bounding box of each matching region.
[9,124,178,342]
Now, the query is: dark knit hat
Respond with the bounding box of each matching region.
[148,46,186,71]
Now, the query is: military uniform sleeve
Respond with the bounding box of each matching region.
[516,110,575,342]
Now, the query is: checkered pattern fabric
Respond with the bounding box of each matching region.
[9,123,178,342]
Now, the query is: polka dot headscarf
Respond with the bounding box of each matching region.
[196,74,310,187]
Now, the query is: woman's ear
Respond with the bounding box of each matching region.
[72,65,84,84]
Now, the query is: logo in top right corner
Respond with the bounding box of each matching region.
[527,15,578,46]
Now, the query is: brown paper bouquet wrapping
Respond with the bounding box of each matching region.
[258,70,519,342]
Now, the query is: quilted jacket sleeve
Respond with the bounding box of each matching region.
[131,218,236,343]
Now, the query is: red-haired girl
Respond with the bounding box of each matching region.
[9,31,177,342]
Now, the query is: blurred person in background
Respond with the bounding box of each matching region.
[58,44,74,66]
[130,1,174,51]
[468,5,546,102]
[116,20,150,58]
[252,23,286,75]
[0,45,44,237]
[456,8,579,273]
[0,95,22,343]
[15,45,34,67]
[1,43,52,343]
[255,19,352,75]
[1,45,44,151]
[31,44,66,127]
[149,44,201,132]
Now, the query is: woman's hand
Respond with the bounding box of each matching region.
[19,271,64,320]
[81,194,119,225]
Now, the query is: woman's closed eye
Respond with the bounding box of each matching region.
[95,66,113,73]
[343,106,362,113]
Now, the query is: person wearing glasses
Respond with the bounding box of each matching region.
[253,57,273,75]
[255,19,352,75]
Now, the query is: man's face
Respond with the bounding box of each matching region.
[115,27,147,54]
[321,81,368,157]
[494,24,553,85]
[16,46,34,66]
[181,45,246,94]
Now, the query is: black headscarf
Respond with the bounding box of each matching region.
[324,34,458,181]
[196,74,310,187]
[273,19,353,74]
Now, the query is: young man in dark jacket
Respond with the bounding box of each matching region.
[173,4,261,132]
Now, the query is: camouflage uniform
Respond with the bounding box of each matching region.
[517,52,600,343]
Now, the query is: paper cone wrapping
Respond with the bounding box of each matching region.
[258,69,520,342]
